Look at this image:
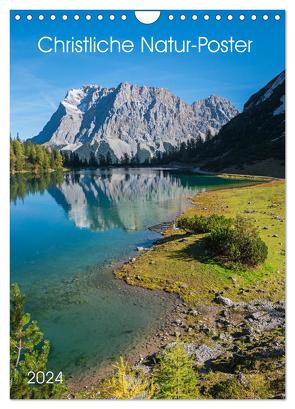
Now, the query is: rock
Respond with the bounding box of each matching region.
[254,346,284,359]
[230,276,237,284]
[189,309,199,317]
[218,332,232,342]
[242,299,285,332]
[136,246,146,251]
[244,209,255,214]
[134,363,152,374]
[241,327,253,336]
[237,372,248,386]
[238,287,249,294]
[214,294,234,307]
[249,311,264,320]
[194,344,225,364]
[272,234,279,238]
[199,324,210,334]
[220,309,229,318]
[173,319,183,326]
[216,318,232,328]
[183,343,196,355]
[31,83,238,164]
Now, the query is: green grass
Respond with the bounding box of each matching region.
[108,179,286,399]
[116,180,285,305]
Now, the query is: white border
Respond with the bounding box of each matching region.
[1,0,294,408]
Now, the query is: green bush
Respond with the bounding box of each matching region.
[211,374,271,399]
[177,214,231,234]
[206,216,268,266]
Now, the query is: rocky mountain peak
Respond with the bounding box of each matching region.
[244,70,285,111]
[30,82,238,164]
[197,70,285,177]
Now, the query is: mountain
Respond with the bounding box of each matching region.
[197,71,285,177]
[30,82,238,164]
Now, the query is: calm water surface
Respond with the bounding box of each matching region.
[10,168,251,377]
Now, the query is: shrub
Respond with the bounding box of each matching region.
[211,374,271,399]
[177,215,207,233]
[206,216,268,266]
[177,214,231,234]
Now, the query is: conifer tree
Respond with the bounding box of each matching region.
[50,151,56,170]
[30,144,37,163]
[43,151,51,172]
[10,142,16,173]
[154,340,200,399]
[36,145,45,170]
[101,357,154,399]
[10,138,64,173]
[60,151,68,167]
[99,154,107,166]
[106,151,112,166]
[10,283,66,399]
[89,152,98,168]
[53,150,63,170]
[14,139,25,172]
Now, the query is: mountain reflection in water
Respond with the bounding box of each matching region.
[10,168,252,376]
[11,168,209,232]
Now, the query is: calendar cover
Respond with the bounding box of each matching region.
[10,10,285,399]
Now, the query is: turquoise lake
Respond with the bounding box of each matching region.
[10,168,252,378]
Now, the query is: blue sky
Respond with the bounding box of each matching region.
[10,10,285,140]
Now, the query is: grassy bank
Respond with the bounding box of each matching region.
[113,179,285,399]
[73,178,285,399]
[116,179,285,305]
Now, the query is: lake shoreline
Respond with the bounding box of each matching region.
[11,169,283,397]
[67,285,183,393]
[68,174,277,394]
[68,177,285,398]
[66,221,185,393]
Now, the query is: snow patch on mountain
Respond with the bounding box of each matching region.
[273,95,285,116]
[256,71,285,106]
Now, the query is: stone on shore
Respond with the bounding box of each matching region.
[214,294,234,307]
